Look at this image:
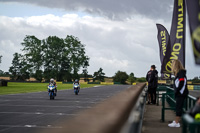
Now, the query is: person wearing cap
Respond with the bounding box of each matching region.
[146,65,158,104]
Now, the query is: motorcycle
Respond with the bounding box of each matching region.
[48,84,56,100]
[73,83,80,95]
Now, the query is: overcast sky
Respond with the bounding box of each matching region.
[0,0,199,79]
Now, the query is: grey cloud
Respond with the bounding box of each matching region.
[0,0,173,20]
[0,14,161,77]
[0,10,198,78]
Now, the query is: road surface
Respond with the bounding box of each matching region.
[0,85,131,133]
[189,90,200,98]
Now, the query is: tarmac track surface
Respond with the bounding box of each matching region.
[189,90,200,98]
[0,85,131,133]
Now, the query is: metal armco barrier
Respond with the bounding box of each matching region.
[41,83,146,133]
[120,85,147,133]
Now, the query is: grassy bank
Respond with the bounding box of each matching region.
[0,82,97,95]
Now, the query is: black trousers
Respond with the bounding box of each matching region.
[150,87,157,104]
[148,87,157,104]
[176,96,186,116]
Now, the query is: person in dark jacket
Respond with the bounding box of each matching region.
[146,70,152,104]
[146,65,158,104]
[168,59,189,128]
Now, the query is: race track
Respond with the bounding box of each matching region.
[0,85,131,133]
[189,90,200,98]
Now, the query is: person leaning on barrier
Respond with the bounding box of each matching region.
[146,65,158,104]
[168,59,189,128]
[188,96,200,119]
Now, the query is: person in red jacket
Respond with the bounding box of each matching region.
[168,59,189,127]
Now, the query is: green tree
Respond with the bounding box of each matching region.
[82,59,90,82]
[33,70,43,82]
[64,35,89,81]
[10,35,89,82]
[58,56,71,82]
[136,77,146,82]
[9,53,21,80]
[21,35,43,82]
[82,69,89,82]
[42,35,89,82]
[43,36,65,81]
[192,77,200,84]
[93,68,105,82]
[113,71,129,84]
[0,70,4,76]
[128,72,136,84]
[9,53,31,81]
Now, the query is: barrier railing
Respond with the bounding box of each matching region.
[156,84,171,106]
[182,114,200,133]
[161,86,197,122]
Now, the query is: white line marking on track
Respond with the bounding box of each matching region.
[0,111,78,116]
[35,112,43,114]
[24,125,37,127]
[0,99,97,103]
[0,104,92,108]
[0,125,62,129]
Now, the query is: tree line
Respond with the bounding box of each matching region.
[0,41,148,84]
[8,35,89,82]
[3,35,191,84]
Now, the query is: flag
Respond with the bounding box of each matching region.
[161,0,186,74]
[156,24,170,63]
[156,24,171,79]
[186,0,200,65]
[161,73,171,80]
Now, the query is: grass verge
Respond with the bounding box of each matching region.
[0,82,98,95]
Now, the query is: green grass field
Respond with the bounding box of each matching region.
[0,82,97,95]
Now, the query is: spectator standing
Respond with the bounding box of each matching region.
[168,59,189,127]
[146,65,158,104]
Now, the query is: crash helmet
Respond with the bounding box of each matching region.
[75,79,78,83]
[50,78,54,83]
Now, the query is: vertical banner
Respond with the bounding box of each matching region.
[161,73,171,80]
[161,0,186,74]
[156,24,171,79]
[186,0,200,65]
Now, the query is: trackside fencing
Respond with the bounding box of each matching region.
[159,85,200,133]
[161,87,197,121]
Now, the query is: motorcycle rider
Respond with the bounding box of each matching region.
[49,78,57,96]
[73,79,80,92]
